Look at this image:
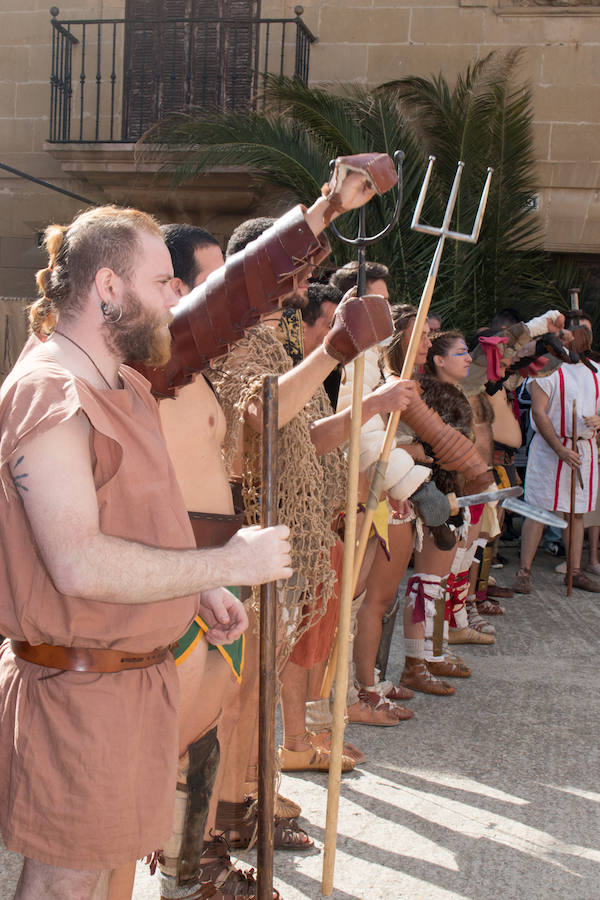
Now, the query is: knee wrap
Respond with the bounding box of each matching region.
[406,573,442,627]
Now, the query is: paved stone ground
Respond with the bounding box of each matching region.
[2,542,600,899]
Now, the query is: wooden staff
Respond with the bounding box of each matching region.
[322,351,365,897]
[567,399,577,597]
[257,374,278,900]
[321,160,404,895]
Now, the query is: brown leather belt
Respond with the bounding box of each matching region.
[11,640,169,673]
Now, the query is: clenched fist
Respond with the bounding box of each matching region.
[371,376,419,416]
[222,524,293,586]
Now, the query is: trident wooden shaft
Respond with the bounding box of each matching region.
[351,268,440,592]
[322,353,365,896]
[257,375,278,900]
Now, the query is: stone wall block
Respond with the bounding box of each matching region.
[16,82,49,119]
[310,43,368,83]
[0,46,30,83]
[0,118,34,153]
[0,83,16,118]
[533,85,600,126]
[367,43,475,86]
[531,122,551,161]
[550,124,600,164]
[0,11,50,46]
[541,46,599,87]
[411,7,484,44]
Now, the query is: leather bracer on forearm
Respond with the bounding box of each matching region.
[136,206,330,397]
[401,389,490,487]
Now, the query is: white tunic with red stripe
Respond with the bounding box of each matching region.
[525,362,600,513]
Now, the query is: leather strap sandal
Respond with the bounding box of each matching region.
[448,626,494,645]
[309,729,367,765]
[400,657,455,696]
[215,799,257,851]
[427,656,472,678]
[486,582,514,599]
[159,835,280,899]
[466,600,495,634]
[244,770,301,819]
[245,790,301,820]
[348,688,413,726]
[381,680,415,701]
[477,598,505,615]
[215,799,313,852]
[273,816,314,851]
[278,744,355,773]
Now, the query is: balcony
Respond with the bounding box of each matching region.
[48,6,317,144]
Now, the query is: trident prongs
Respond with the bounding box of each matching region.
[412,155,494,245]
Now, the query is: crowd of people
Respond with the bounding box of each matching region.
[1,152,598,900]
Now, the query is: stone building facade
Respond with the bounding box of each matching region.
[0,0,599,310]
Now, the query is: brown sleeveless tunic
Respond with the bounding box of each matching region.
[0,337,200,868]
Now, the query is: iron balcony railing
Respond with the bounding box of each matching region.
[48,6,317,143]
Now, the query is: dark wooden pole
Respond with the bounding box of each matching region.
[257,374,278,900]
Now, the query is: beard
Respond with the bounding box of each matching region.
[102,286,172,367]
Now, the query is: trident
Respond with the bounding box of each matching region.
[321,151,405,897]
[351,156,494,590]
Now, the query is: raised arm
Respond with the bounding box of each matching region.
[13,414,292,605]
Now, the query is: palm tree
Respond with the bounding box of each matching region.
[146,52,581,334]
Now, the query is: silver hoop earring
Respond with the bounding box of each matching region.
[100,300,123,324]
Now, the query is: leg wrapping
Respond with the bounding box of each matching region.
[160,726,221,887]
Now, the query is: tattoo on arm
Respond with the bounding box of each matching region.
[12,455,29,493]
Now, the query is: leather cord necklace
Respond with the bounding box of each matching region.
[54,331,118,390]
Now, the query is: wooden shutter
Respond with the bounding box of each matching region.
[123,0,260,139]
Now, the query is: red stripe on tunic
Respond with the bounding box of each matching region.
[558,367,566,436]
[553,437,568,511]
[590,373,598,512]
[588,438,594,512]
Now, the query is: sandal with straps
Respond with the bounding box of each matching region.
[477,598,505,616]
[278,743,355,772]
[193,835,280,899]
[215,799,257,851]
[400,656,455,696]
[427,656,472,678]
[215,798,313,852]
[348,687,413,726]
[273,816,314,851]
[466,600,495,634]
[309,728,367,766]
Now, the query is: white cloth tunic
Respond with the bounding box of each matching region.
[525,363,600,513]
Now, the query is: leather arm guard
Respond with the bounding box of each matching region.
[401,388,491,488]
[324,293,393,364]
[138,205,330,396]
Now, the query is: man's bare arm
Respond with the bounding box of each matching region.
[530,380,581,469]
[308,379,419,457]
[245,344,337,432]
[13,413,292,604]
